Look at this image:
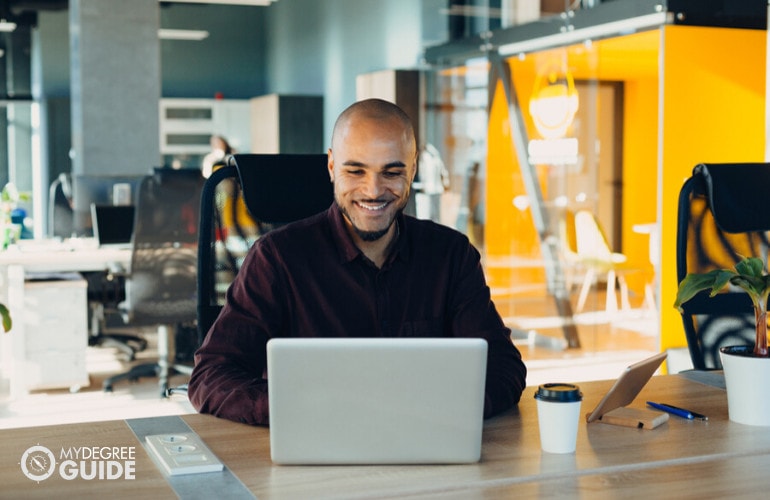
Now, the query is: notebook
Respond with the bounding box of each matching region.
[585,351,667,423]
[90,203,135,249]
[266,337,488,465]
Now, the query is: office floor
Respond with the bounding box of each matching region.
[504,284,664,386]
[0,288,664,430]
[0,328,196,430]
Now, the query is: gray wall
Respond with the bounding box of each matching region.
[265,0,423,146]
[34,0,424,176]
[37,5,268,99]
[159,4,268,98]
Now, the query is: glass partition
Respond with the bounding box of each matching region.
[422,14,662,355]
[490,41,643,352]
[422,59,489,249]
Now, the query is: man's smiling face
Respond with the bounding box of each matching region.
[328,113,416,243]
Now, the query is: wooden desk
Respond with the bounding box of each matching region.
[437,454,770,499]
[2,375,769,499]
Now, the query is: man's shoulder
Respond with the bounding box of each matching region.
[405,215,469,241]
[403,215,475,253]
[260,209,329,243]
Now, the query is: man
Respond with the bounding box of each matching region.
[188,98,527,425]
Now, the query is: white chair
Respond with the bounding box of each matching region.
[571,210,652,314]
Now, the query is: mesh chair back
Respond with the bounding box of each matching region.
[676,163,770,369]
[124,168,205,325]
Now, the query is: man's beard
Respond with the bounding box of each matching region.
[338,203,399,242]
[335,181,411,242]
[354,225,391,242]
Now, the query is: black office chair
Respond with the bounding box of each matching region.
[197,153,333,345]
[163,154,332,398]
[676,162,770,370]
[103,168,205,396]
[83,270,148,361]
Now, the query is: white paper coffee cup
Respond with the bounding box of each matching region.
[534,383,582,454]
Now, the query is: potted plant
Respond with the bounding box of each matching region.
[675,256,770,426]
[0,303,9,333]
[1,181,20,332]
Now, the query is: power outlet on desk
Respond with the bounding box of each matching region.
[145,432,224,476]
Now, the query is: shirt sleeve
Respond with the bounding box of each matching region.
[187,240,282,426]
[449,240,528,418]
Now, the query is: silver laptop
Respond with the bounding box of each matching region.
[90,203,135,249]
[267,337,488,465]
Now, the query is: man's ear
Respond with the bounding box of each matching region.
[409,153,418,183]
[327,148,335,182]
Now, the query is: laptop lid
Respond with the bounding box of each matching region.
[267,337,488,465]
[90,203,135,248]
[585,351,667,423]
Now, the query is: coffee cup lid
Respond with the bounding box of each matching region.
[534,383,582,402]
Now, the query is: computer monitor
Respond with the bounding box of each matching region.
[90,204,135,248]
[72,174,145,236]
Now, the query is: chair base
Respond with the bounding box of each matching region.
[101,324,193,397]
[89,301,148,362]
[89,332,148,362]
[102,362,193,397]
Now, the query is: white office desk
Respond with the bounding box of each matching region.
[0,239,132,273]
[0,240,133,399]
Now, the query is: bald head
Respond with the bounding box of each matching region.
[331,98,416,154]
[327,98,418,252]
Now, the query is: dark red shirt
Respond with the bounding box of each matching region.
[189,203,527,425]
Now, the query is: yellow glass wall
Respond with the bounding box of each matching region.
[484,24,766,355]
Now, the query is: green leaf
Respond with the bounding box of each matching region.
[735,256,766,278]
[675,256,770,357]
[0,303,11,333]
[731,275,765,299]
[712,270,737,295]
[674,270,735,310]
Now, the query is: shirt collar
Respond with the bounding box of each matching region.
[328,203,409,265]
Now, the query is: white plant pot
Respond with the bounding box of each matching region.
[720,346,770,426]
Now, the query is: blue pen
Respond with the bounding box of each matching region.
[646,401,708,421]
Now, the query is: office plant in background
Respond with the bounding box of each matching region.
[0,303,9,332]
[674,255,770,426]
[0,182,20,332]
[2,182,29,248]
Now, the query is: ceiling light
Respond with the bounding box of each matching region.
[0,19,17,32]
[529,59,579,140]
[439,5,502,18]
[160,0,276,6]
[158,29,210,41]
